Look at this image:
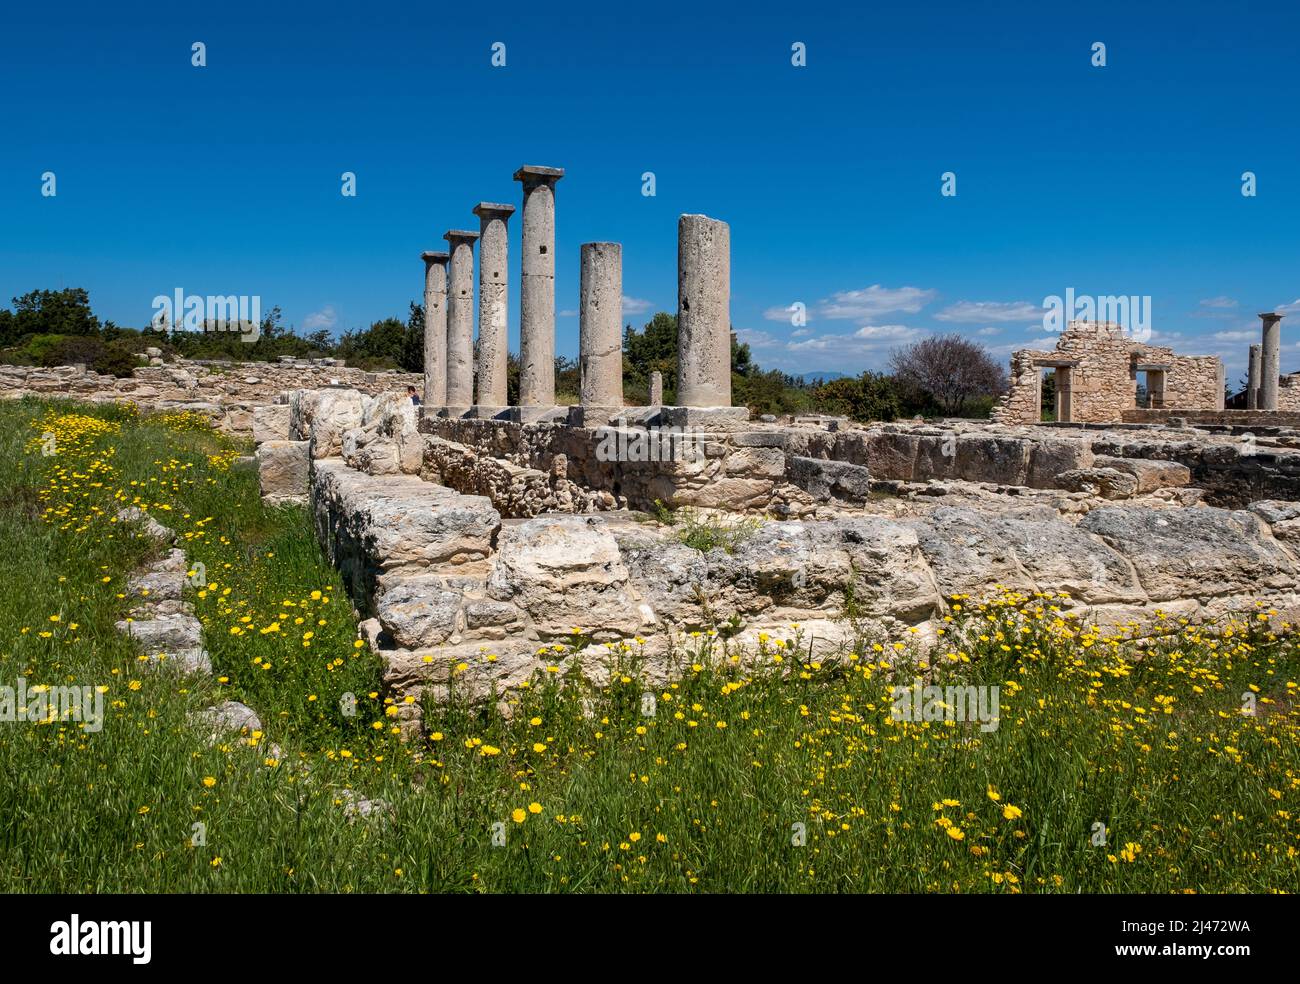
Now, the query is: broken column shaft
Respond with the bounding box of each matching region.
[578,242,623,412]
[676,214,731,407]
[1248,343,1261,410]
[443,229,480,414]
[515,165,564,409]
[421,251,450,408]
[472,202,515,415]
[1260,312,1284,411]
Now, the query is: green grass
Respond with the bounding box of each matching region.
[1,396,1298,893]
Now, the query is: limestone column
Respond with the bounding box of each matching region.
[420,251,449,408]
[1247,343,1261,409]
[579,243,623,408]
[1260,312,1284,411]
[472,203,515,415]
[676,214,731,407]
[649,370,663,405]
[514,165,564,410]
[443,229,480,414]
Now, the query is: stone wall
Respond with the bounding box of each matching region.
[993,321,1224,425]
[0,359,422,437]
[1279,375,1300,412]
[306,450,1300,732]
[419,415,1117,514]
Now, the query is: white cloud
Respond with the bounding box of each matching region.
[791,327,813,337]
[558,309,578,317]
[976,326,1001,336]
[787,324,922,353]
[734,328,781,349]
[934,300,1044,323]
[302,305,338,330]
[1276,299,1300,315]
[1200,296,1238,309]
[816,285,935,320]
[622,295,655,315]
[1213,329,1259,342]
[763,303,809,324]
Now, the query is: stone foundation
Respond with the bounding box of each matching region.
[0,359,421,437]
[304,443,1300,733]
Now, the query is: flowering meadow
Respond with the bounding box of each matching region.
[0,396,1297,893]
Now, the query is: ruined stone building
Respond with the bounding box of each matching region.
[992,321,1224,425]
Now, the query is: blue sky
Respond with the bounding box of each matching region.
[2,0,1297,384]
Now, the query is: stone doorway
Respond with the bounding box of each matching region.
[1037,363,1073,422]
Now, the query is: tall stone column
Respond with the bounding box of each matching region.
[471,203,515,416]
[443,229,480,415]
[571,242,622,426]
[421,251,449,409]
[1260,312,1284,411]
[1247,343,1262,409]
[649,371,663,406]
[514,165,564,413]
[676,214,731,408]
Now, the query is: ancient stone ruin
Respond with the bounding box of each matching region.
[994,311,1299,426]
[8,163,1300,739]
[993,320,1224,425]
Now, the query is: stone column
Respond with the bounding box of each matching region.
[471,203,515,417]
[571,242,622,426]
[1260,312,1284,411]
[421,251,449,409]
[443,229,480,415]
[514,165,564,415]
[676,214,732,408]
[649,371,663,406]
[1247,343,1261,410]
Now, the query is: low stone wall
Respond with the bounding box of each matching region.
[0,360,422,436]
[418,415,1166,514]
[307,451,1300,733]
[1124,408,1300,428]
[1093,430,1300,507]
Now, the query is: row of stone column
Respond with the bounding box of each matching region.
[1247,312,1284,410]
[420,166,733,419]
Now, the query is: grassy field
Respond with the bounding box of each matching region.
[0,396,1297,893]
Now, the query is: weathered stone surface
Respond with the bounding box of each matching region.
[487,516,644,639]
[786,457,872,503]
[1026,438,1093,488]
[252,404,291,444]
[1056,467,1139,499]
[115,507,174,542]
[1093,455,1192,492]
[257,440,310,500]
[676,214,731,407]
[115,613,210,673]
[910,506,1145,605]
[193,701,262,740]
[741,518,941,622]
[955,434,1032,485]
[289,388,365,457]
[1079,505,1298,601]
[375,576,464,649]
[115,612,201,652]
[312,459,499,586]
[516,165,563,408]
[126,570,185,604]
[865,431,919,481]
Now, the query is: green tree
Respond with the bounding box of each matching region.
[812,372,901,423]
[400,302,424,373]
[5,288,100,343]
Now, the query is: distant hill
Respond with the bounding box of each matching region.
[794,371,851,385]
